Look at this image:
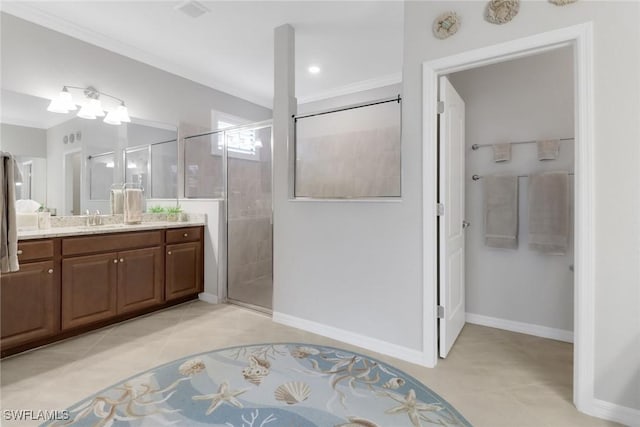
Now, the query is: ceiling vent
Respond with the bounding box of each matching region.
[175,1,210,18]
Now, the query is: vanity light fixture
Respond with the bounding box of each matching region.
[47,86,131,125]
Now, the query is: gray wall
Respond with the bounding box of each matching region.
[448,47,575,333]
[274,14,424,354]
[0,123,47,157]
[404,0,639,412]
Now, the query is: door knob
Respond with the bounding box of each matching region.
[47,269,53,274]
[167,251,172,255]
[120,258,124,263]
[462,220,471,229]
[17,250,23,255]
[183,233,188,237]
[113,259,118,263]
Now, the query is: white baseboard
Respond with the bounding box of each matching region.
[273,311,428,367]
[198,292,219,304]
[583,398,640,427]
[465,313,573,343]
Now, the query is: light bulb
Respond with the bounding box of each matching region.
[117,104,131,123]
[77,104,96,120]
[89,98,105,117]
[103,110,121,125]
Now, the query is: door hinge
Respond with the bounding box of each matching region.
[437,101,445,114]
[437,306,445,319]
[437,203,444,216]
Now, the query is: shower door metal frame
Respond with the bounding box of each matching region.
[220,120,274,314]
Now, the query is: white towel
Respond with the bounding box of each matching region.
[528,172,570,254]
[484,175,519,249]
[124,188,144,224]
[537,139,560,161]
[110,189,124,215]
[1,152,21,272]
[492,143,512,162]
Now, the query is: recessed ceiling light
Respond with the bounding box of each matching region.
[308,65,321,75]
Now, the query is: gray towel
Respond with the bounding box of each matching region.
[1,152,21,273]
[492,143,512,162]
[124,188,144,224]
[110,188,124,214]
[484,175,519,249]
[537,139,560,160]
[528,172,570,254]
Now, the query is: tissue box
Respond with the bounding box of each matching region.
[16,213,39,230]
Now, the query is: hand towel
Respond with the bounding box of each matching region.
[492,143,512,162]
[528,172,570,254]
[1,152,21,273]
[537,139,560,161]
[110,188,124,214]
[484,175,519,249]
[124,188,144,224]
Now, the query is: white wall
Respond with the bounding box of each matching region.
[448,47,575,334]
[404,0,640,414]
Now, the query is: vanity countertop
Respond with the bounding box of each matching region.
[18,220,205,240]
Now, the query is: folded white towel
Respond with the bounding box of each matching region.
[492,143,512,162]
[124,188,144,224]
[528,172,570,254]
[484,175,519,249]
[537,139,560,161]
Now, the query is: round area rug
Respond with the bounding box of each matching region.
[45,343,472,426]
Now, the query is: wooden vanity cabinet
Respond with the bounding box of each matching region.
[166,227,204,301]
[61,231,164,330]
[2,225,203,357]
[0,239,61,350]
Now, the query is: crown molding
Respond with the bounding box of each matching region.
[0,3,272,109]
[297,72,402,104]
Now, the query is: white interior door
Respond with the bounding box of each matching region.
[438,76,466,358]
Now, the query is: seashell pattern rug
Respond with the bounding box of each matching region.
[45,343,472,426]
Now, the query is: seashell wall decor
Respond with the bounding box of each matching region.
[433,11,461,40]
[485,0,520,25]
[382,377,406,389]
[548,0,577,5]
[274,381,311,405]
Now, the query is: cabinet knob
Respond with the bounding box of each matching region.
[17,249,23,255]
[183,233,188,237]
[47,269,53,274]
[113,259,118,263]
[120,258,124,263]
[167,251,172,255]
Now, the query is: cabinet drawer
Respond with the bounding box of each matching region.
[17,240,54,262]
[166,227,202,244]
[63,230,163,256]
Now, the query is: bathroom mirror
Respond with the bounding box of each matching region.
[0,89,178,215]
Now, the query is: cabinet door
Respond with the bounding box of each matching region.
[117,247,163,314]
[1,261,60,348]
[166,242,202,301]
[62,253,118,330]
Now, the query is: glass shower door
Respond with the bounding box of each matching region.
[226,124,273,310]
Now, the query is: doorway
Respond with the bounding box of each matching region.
[64,150,82,215]
[422,24,595,411]
[439,47,576,358]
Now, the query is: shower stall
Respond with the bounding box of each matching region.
[184,121,273,312]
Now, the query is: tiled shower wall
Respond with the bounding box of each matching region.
[295,126,401,198]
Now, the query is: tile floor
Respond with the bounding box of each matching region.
[0,302,620,427]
